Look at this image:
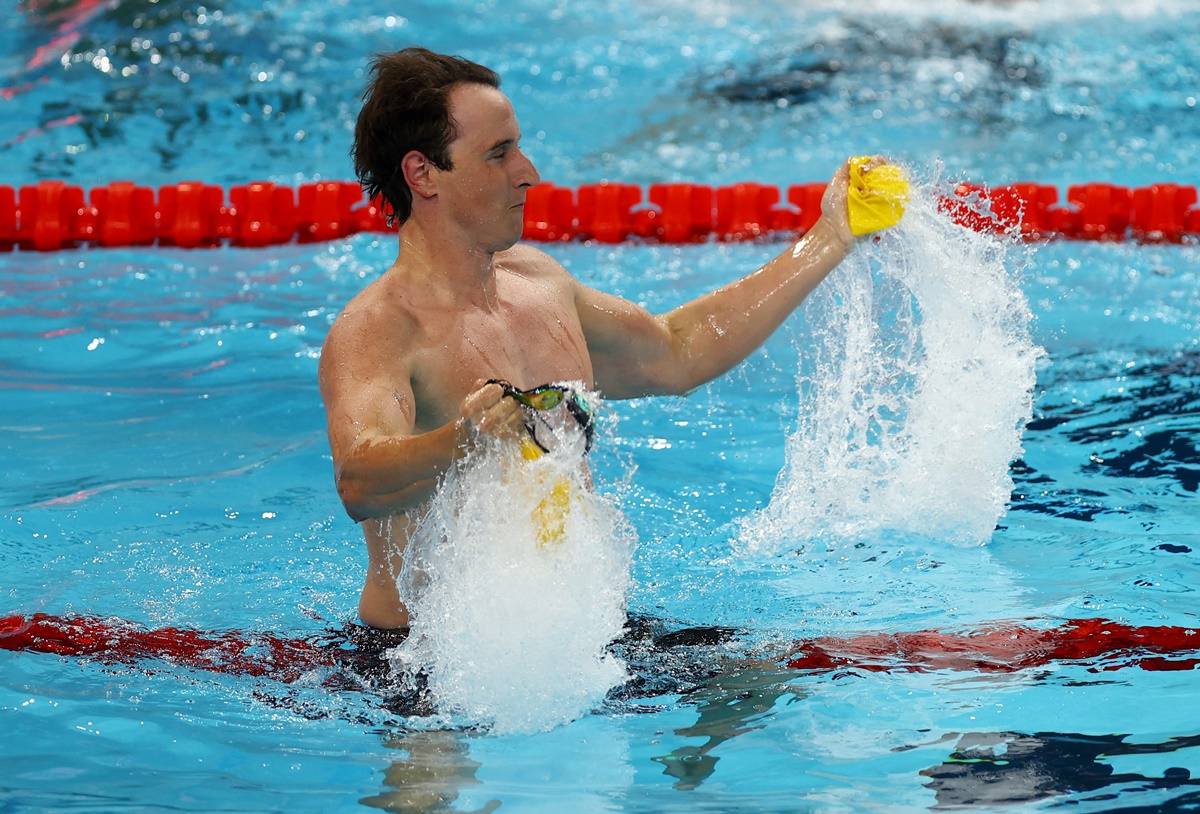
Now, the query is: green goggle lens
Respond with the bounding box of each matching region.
[512,387,565,411]
[488,379,594,453]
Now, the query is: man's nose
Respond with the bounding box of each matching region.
[515,149,541,188]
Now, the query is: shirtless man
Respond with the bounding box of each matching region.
[319,48,885,630]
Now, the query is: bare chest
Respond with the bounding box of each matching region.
[408,280,593,430]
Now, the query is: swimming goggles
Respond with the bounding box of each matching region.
[487,379,595,453]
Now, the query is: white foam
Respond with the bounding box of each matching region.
[653,0,1195,26]
[739,171,1041,556]
[389,398,634,734]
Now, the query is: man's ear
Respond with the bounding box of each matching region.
[401,151,437,199]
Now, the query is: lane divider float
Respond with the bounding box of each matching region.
[0,178,1197,252]
[2,612,1197,681]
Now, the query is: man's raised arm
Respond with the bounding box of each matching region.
[578,159,873,400]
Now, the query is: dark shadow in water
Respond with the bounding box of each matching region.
[694,19,1041,130]
[1008,457,1120,522]
[1009,351,1200,521]
[1064,354,1200,495]
[899,731,1200,810]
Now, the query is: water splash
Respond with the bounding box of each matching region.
[739,174,1041,556]
[389,397,634,734]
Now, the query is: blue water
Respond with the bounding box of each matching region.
[3,0,1200,811]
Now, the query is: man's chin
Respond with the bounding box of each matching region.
[491,226,524,253]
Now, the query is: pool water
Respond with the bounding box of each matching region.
[3,0,1200,812]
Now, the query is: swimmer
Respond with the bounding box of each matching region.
[318,47,903,630]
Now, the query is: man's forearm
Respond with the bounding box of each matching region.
[334,419,465,521]
[662,217,854,389]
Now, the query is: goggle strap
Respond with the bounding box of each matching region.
[486,379,594,452]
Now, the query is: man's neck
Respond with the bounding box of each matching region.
[391,219,502,305]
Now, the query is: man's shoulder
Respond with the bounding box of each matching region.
[324,277,418,352]
[499,242,569,275]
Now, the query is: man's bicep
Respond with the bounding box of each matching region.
[575,284,686,399]
[319,341,417,464]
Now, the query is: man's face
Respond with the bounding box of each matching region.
[434,83,540,252]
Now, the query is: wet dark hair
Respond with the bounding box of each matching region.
[353,47,501,225]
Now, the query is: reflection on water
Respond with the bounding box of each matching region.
[651,667,803,791]
[361,697,1200,809]
[362,730,499,814]
[360,660,805,809]
[904,730,1200,809]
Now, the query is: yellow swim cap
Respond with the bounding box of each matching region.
[847,156,909,236]
[520,437,572,547]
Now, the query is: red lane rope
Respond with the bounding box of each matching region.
[784,618,1200,674]
[0,179,1196,252]
[0,612,335,683]
[3,612,1197,681]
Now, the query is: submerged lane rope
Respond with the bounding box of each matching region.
[3,613,1198,680]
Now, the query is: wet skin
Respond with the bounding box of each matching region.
[319,81,876,629]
